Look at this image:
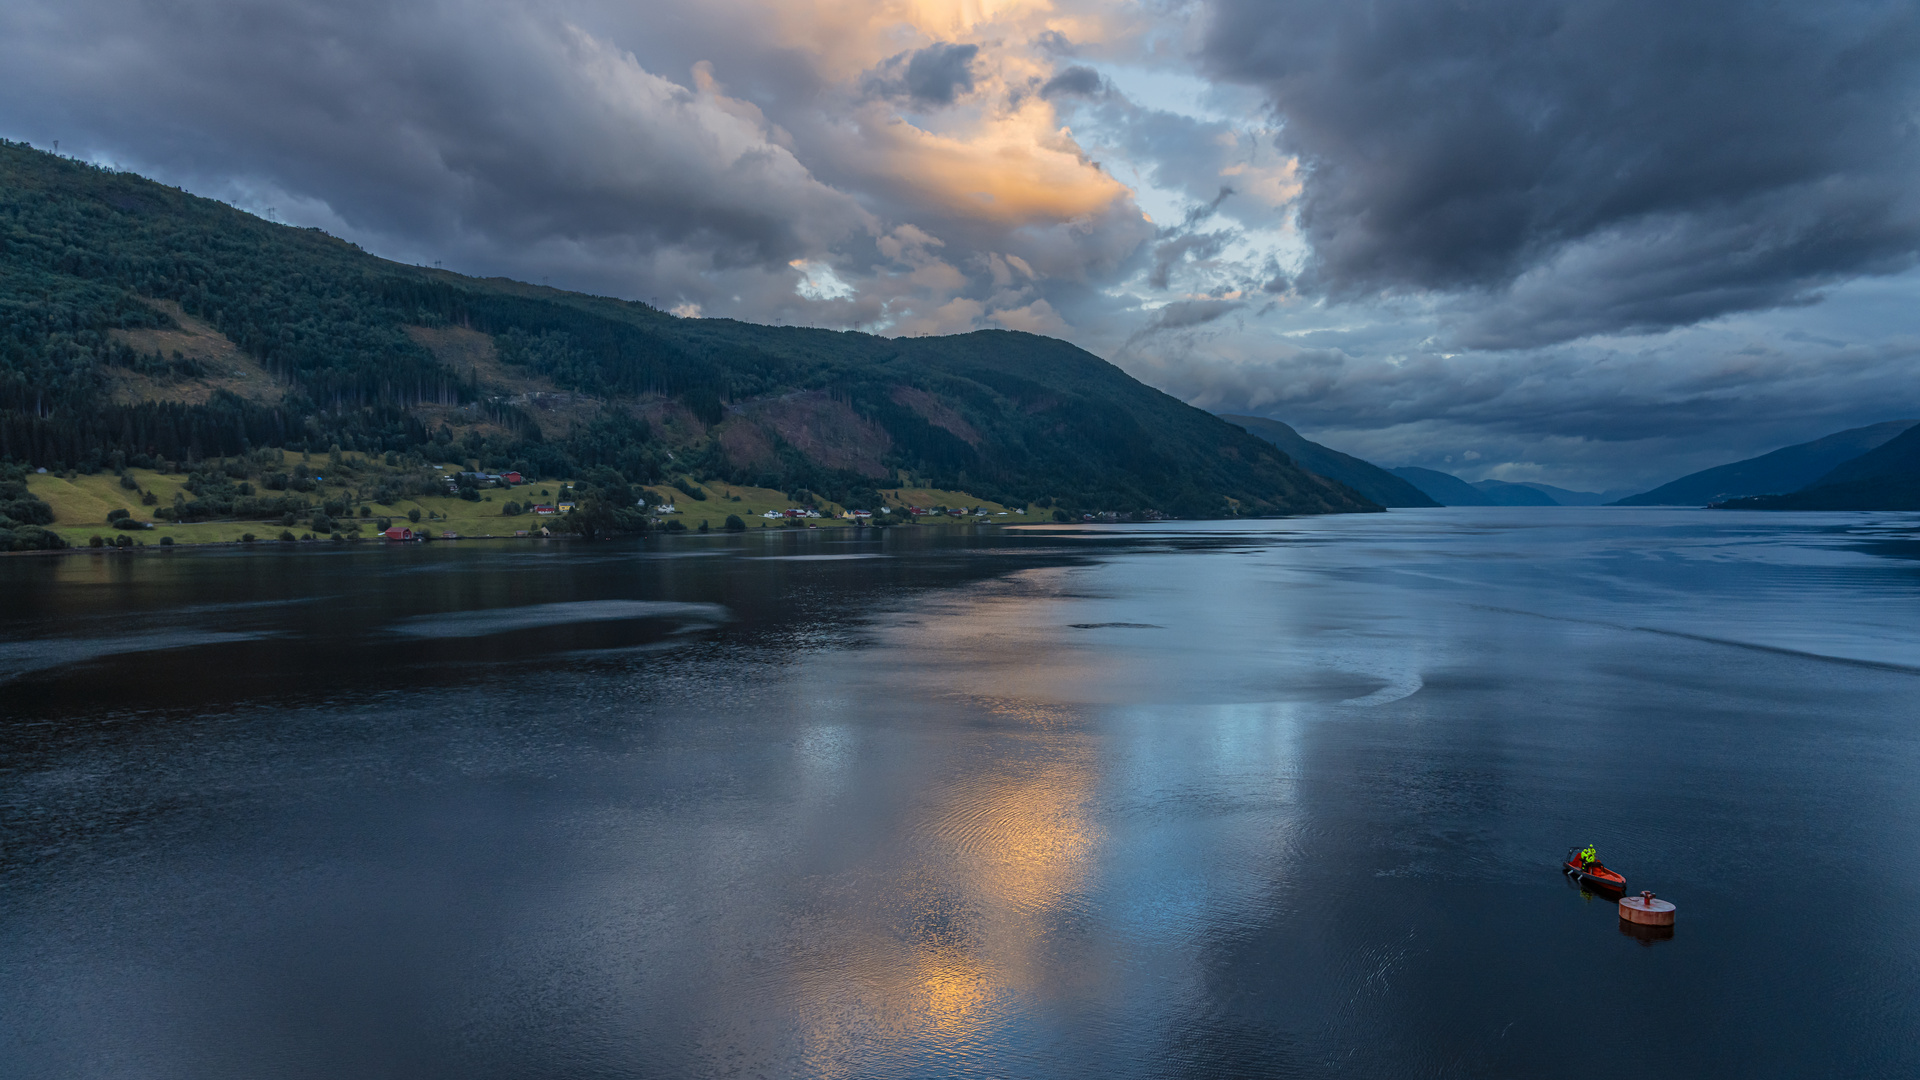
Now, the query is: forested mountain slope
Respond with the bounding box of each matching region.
[0,141,1374,518]
[1613,420,1919,505]
[1715,424,1920,510]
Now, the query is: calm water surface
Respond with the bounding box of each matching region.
[3,509,1918,1078]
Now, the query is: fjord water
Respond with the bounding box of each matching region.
[3,510,1917,1079]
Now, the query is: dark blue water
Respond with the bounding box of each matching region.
[3,509,1918,1078]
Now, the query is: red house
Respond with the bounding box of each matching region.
[382,526,415,540]
[501,471,524,484]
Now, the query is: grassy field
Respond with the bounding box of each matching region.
[29,465,560,546]
[638,480,836,530]
[26,467,1033,547]
[642,480,1037,530]
[879,487,1037,521]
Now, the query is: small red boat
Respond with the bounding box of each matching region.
[1564,847,1626,891]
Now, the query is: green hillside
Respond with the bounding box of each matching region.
[0,141,1375,522]
[1220,415,1437,507]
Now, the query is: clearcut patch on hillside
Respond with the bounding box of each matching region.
[405,324,607,439]
[730,391,893,478]
[107,299,281,406]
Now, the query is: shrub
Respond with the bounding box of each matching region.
[0,525,66,550]
[114,534,132,547]
[672,477,707,501]
[141,491,158,506]
[90,534,105,548]
[119,473,139,491]
[112,517,145,530]
[280,530,295,542]
[310,513,335,533]
[241,533,256,543]
[502,502,522,516]
[106,507,130,522]
[664,519,687,532]
[697,520,710,533]
[724,514,746,532]
[407,509,421,523]
[159,535,174,546]
[376,517,391,531]
[1053,508,1072,522]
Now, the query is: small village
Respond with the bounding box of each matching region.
[21,452,1057,549]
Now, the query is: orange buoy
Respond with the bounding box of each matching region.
[1619,890,1676,926]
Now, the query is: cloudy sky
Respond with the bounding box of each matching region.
[6,0,1919,491]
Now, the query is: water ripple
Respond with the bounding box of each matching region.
[388,600,731,638]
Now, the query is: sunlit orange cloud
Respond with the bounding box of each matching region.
[725,0,1142,79]
[677,0,1147,227]
[859,103,1134,225]
[1222,140,1304,209]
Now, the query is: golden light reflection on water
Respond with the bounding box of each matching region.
[925,750,1096,915]
[910,943,995,1037]
[782,560,1357,1065]
[789,618,1105,1066]
[789,740,1100,1071]
[879,746,1098,1056]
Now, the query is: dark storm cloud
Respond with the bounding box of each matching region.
[1,0,871,302]
[1039,66,1103,99]
[1119,269,1920,489]
[899,43,980,105]
[1143,299,1243,332]
[1148,231,1233,290]
[1202,0,1920,346]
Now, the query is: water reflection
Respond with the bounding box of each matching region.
[1619,920,1676,945]
[4,511,1920,1079]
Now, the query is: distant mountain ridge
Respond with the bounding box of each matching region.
[1505,482,1633,506]
[1715,423,1920,510]
[1471,480,1558,506]
[1389,467,1492,506]
[1613,420,1919,505]
[1219,416,1439,507]
[1388,469,1619,507]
